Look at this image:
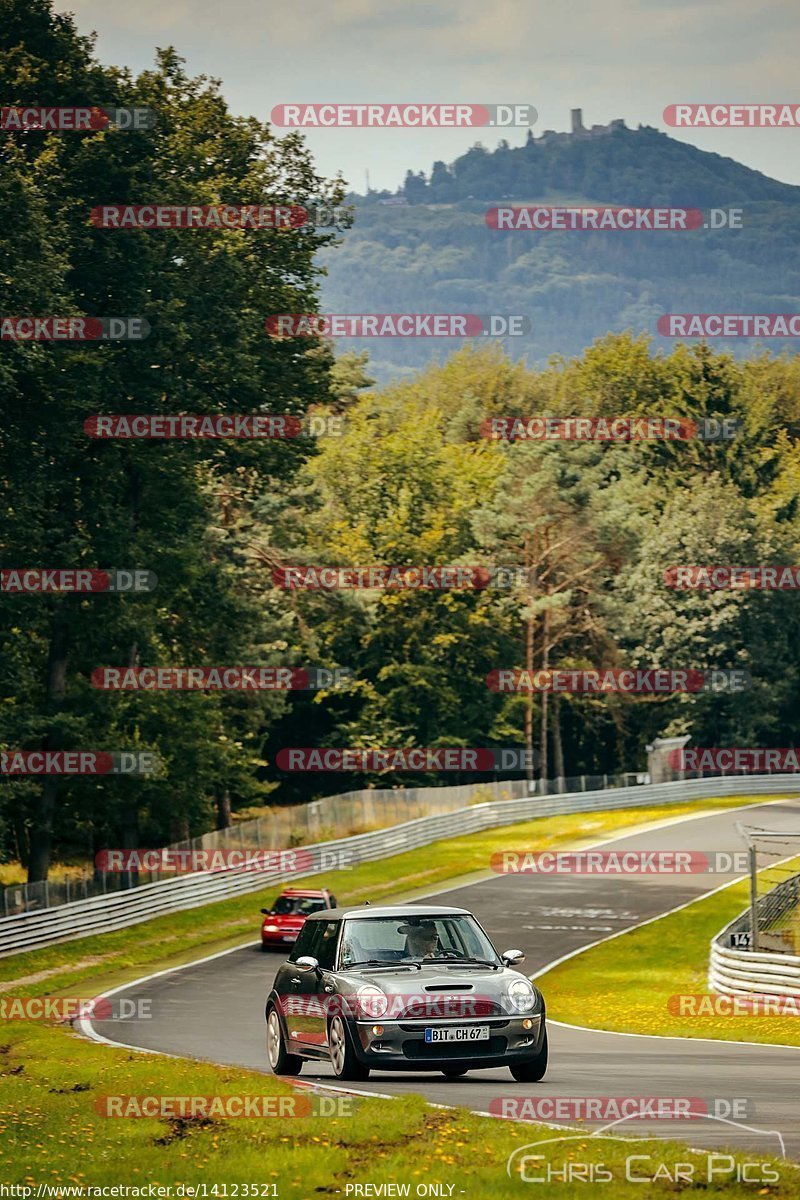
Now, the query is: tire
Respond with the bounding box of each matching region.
[266,1006,303,1075]
[509,1030,548,1082]
[441,1066,469,1078]
[328,1014,370,1081]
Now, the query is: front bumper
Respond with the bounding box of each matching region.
[261,929,299,945]
[350,1013,545,1070]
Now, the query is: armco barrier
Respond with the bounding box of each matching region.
[709,936,800,997]
[3,773,799,957]
[709,871,800,998]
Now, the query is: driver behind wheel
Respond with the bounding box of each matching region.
[398,919,440,958]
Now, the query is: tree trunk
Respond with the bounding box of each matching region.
[539,607,550,793]
[27,605,68,883]
[216,787,232,830]
[524,613,535,784]
[552,694,565,786]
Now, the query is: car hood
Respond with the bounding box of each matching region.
[338,962,533,996]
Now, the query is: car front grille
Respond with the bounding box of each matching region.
[401,1036,508,1058]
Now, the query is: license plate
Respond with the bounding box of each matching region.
[424,1025,490,1043]
[282,934,297,942]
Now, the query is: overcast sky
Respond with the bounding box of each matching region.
[66,0,800,193]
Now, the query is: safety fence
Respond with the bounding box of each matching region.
[3,772,798,957]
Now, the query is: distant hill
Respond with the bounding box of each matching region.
[318,116,800,380]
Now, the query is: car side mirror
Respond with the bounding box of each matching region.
[295,956,319,972]
[260,908,272,915]
[502,948,526,967]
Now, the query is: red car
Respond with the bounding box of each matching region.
[260,887,337,949]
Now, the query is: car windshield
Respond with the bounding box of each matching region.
[272,896,327,916]
[338,915,500,969]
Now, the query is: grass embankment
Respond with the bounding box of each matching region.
[539,856,800,1046]
[1,793,796,1194]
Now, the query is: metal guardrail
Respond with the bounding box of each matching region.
[709,869,800,997]
[3,773,799,958]
[3,771,645,917]
[709,937,800,996]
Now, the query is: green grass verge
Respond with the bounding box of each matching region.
[1,793,797,1194]
[538,864,800,1046]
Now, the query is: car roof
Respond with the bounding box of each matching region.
[278,888,329,896]
[304,904,471,921]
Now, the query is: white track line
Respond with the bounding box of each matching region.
[73,796,800,1132]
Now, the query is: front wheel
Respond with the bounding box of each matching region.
[266,1007,303,1075]
[329,1015,370,1081]
[509,1030,548,1082]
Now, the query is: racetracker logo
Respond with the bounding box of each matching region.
[670,747,800,772]
[272,565,532,589]
[486,668,748,693]
[95,1095,355,1118]
[265,314,529,338]
[276,747,537,772]
[277,992,500,1019]
[664,103,800,127]
[490,850,752,874]
[270,103,537,127]
[668,994,800,1016]
[0,751,157,775]
[0,106,155,131]
[85,415,302,439]
[0,997,150,1020]
[483,417,698,440]
[1,569,156,593]
[486,207,705,231]
[90,666,351,690]
[490,1097,753,1122]
[659,314,800,337]
[91,204,307,229]
[664,565,800,589]
[95,847,314,873]
[0,317,149,340]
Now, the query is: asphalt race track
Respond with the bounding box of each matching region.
[86,798,800,1162]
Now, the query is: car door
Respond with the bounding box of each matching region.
[288,919,340,1049]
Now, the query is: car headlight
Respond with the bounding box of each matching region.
[356,985,388,1019]
[263,925,279,932]
[507,978,537,1012]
